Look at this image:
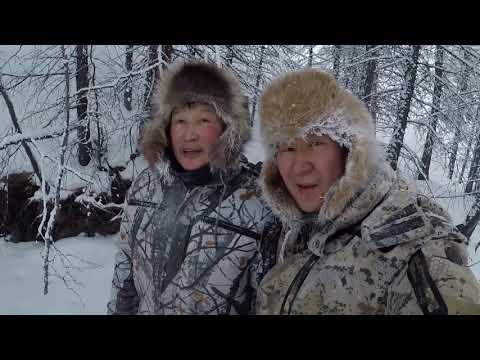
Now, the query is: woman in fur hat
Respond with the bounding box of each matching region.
[255,68,480,315]
[107,62,273,315]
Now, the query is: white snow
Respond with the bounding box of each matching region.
[0,235,117,315]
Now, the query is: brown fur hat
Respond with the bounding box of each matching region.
[142,61,250,171]
[259,68,379,224]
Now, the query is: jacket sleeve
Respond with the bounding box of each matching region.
[106,191,140,315]
[386,238,480,315]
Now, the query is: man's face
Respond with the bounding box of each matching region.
[276,134,346,213]
[170,103,224,171]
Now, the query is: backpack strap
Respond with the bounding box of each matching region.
[279,253,320,315]
[406,249,448,315]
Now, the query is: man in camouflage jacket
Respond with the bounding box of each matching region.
[255,68,480,315]
[107,62,271,315]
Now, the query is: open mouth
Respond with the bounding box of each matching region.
[182,148,203,157]
[297,184,318,190]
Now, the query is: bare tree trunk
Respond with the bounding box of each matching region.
[187,45,197,60]
[42,45,71,295]
[226,45,234,67]
[250,45,266,125]
[88,45,104,170]
[448,49,470,180]
[418,46,444,180]
[0,79,43,185]
[138,45,172,145]
[75,45,92,166]
[161,45,173,71]
[333,45,341,78]
[143,45,159,110]
[124,45,134,111]
[465,106,480,192]
[387,45,421,171]
[459,137,472,183]
[344,46,363,94]
[458,196,480,243]
[362,45,379,127]
[466,138,480,192]
[308,45,314,67]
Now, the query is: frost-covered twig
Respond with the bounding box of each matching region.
[42,45,71,295]
[0,124,81,151]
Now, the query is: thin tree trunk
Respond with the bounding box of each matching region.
[226,45,234,67]
[0,79,43,185]
[418,46,444,180]
[308,45,314,67]
[458,195,480,242]
[143,45,159,110]
[161,45,173,71]
[89,45,104,170]
[465,106,480,193]
[250,45,266,125]
[138,45,172,144]
[448,49,470,180]
[124,45,134,111]
[333,45,341,78]
[42,45,71,295]
[362,45,379,127]
[75,45,92,166]
[459,137,472,183]
[387,45,421,171]
[188,45,196,60]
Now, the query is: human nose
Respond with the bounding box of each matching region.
[184,123,199,142]
[292,149,313,176]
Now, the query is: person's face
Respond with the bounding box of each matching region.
[170,103,224,171]
[276,134,346,213]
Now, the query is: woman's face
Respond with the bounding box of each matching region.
[170,103,224,171]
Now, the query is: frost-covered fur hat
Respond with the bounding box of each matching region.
[142,61,250,171]
[259,68,380,224]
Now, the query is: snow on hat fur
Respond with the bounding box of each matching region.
[259,68,379,224]
[142,61,250,171]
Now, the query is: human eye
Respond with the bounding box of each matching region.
[278,144,296,153]
[308,137,327,147]
[311,140,325,147]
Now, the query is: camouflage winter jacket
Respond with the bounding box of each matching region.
[256,166,480,315]
[107,158,272,315]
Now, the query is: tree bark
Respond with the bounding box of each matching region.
[124,45,134,111]
[42,44,71,295]
[465,106,480,193]
[75,45,92,166]
[448,49,470,179]
[226,45,234,67]
[250,45,266,126]
[333,45,341,78]
[387,45,421,171]
[418,46,444,180]
[362,45,379,127]
[308,45,314,67]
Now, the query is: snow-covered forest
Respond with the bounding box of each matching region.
[1,45,480,314]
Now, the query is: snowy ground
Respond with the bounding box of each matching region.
[0,235,117,315]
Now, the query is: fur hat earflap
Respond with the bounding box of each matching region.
[259,68,380,224]
[142,61,250,172]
